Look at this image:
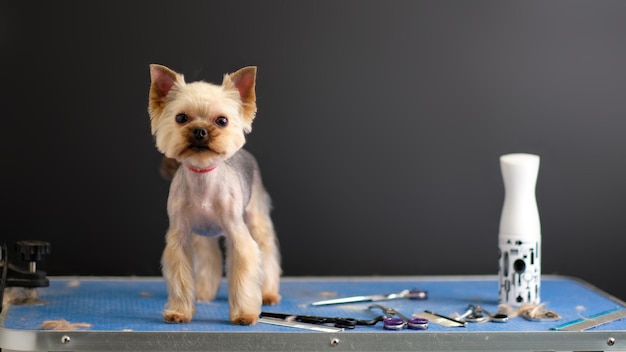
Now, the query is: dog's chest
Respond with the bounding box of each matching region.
[171,169,245,237]
[187,179,225,237]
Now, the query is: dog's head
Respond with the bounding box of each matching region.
[148,64,257,168]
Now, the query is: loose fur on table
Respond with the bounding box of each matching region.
[39,319,92,331]
[2,287,41,306]
[498,302,561,320]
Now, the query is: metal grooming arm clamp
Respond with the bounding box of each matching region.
[0,241,51,312]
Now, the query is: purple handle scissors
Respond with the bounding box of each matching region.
[369,304,429,331]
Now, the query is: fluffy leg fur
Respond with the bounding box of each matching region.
[193,235,223,302]
[161,229,195,323]
[246,174,281,305]
[224,221,263,325]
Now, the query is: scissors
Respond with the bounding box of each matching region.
[457,304,509,323]
[311,289,427,306]
[368,304,429,330]
[260,312,385,329]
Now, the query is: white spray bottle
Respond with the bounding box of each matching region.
[498,153,541,305]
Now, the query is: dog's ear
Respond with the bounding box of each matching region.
[228,66,256,103]
[148,64,185,126]
[224,67,257,130]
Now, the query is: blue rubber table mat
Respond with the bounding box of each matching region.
[2,275,625,333]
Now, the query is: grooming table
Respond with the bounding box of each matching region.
[1,275,625,351]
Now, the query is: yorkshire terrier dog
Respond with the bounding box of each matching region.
[148,64,281,325]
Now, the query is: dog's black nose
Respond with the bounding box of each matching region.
[193,128,208,140]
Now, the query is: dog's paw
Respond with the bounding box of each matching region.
[262,293,282,305]
[230,312,259,326]
[163,310,192,323]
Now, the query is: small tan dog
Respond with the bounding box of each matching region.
[148,64,281,325]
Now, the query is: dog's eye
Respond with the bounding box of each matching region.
[175,113,189,124]
[215,116,228,127]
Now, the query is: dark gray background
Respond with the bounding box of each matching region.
[2,1,625,301]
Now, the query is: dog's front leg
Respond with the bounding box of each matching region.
[224,221,263,325]
[161,227,196,323]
